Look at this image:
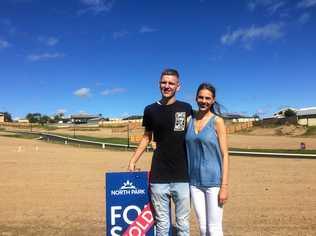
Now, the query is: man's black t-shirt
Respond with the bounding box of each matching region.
[142,100,192,183]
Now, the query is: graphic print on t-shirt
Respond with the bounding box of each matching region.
[174,112,186,131]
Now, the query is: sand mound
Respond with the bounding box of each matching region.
[244,125,307,137]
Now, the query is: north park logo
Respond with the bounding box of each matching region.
[121,180,136,190]
[111,180,146,196]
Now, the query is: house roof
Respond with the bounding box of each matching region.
[221,113,254,119]
[71,114,100,119]
[88,117,106,121]
[297,107,316,116]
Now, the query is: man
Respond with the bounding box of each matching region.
[128,68,192,235]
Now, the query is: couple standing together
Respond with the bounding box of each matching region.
[128,68,229,236]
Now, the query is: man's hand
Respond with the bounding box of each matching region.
[127,131,152,172]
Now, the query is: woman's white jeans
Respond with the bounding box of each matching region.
[190,185,223,236]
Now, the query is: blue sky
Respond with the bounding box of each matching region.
[1,0,315,119]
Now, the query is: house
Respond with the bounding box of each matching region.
[273,107,297,118]
[17,119,30,123]
[297,107,316,126]
[87,117,108,125]
[222,113,259,123]
[271,107,316,126]
[70,114,101,124]
[57,117,72,124]
[0,113,4,123]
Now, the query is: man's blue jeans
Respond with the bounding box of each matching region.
[150,182,190,236]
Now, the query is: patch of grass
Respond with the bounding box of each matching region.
[68,128,100,131]
[234,128,254,134]
[0,133,41,139]
[0,127,5,131]
[47,133,134,145]
[230,148,316,154]
[101,124,127,128]
[42,125,58,131]
[253,122,282,128]
[303,126,316,136]
[75,135,130,145]
[44,139,136,151]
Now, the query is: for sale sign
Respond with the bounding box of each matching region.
[106,171,155,236]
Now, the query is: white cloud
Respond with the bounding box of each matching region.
[0,39,10,48]
[56,108,67,114]
[27,52,65,61]
[268,1,285,14]
[139,26,158,34]
[101,88,126,96]
[120,112,130,118]
[247,0,286,14]
[297,0,316,8]
[221,23,284,47]
[248,2,256,11]
[38,36,59,46]
[247,0,273,11]
[79,0,114,14]
[112,30,128,39]
[0,19,16,34]
[298,12,311,24]
[74,88,91,97]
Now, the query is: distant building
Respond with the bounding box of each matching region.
[70,114,101,124]
[123,115,143,120]
[222,113,259,123]
[17,119,29,123]
[297,107,316,126]
[273,107,297,118]
[272,107,316,126]
[87,117,108,125]
[57,117,71,124]
[0,113,4,123]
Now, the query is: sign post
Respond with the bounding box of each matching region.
[106,171,155,236]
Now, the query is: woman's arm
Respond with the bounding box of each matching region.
[215,117,229,205]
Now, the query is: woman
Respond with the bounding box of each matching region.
[185,83,229,236]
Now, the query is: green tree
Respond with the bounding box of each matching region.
[53,113,64,123]
[26,113,42,123]
[39,115,51,125]
[284,109,296,117]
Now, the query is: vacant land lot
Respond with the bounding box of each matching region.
[0,136,315,236]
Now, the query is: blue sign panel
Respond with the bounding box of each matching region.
[106,171,155,236]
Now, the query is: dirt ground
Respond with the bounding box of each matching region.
[228,134,316,149]
[0,136,315,236]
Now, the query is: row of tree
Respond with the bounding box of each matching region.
[2,112,67,124]
[25,113,65,125]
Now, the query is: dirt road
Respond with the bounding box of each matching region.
[0,136,315,235]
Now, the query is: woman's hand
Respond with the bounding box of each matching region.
[218,186,229,206]
[128,161,136,171]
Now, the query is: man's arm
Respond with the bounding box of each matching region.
[128,130,153,171]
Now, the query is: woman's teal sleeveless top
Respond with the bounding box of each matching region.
[185,115,222,187]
